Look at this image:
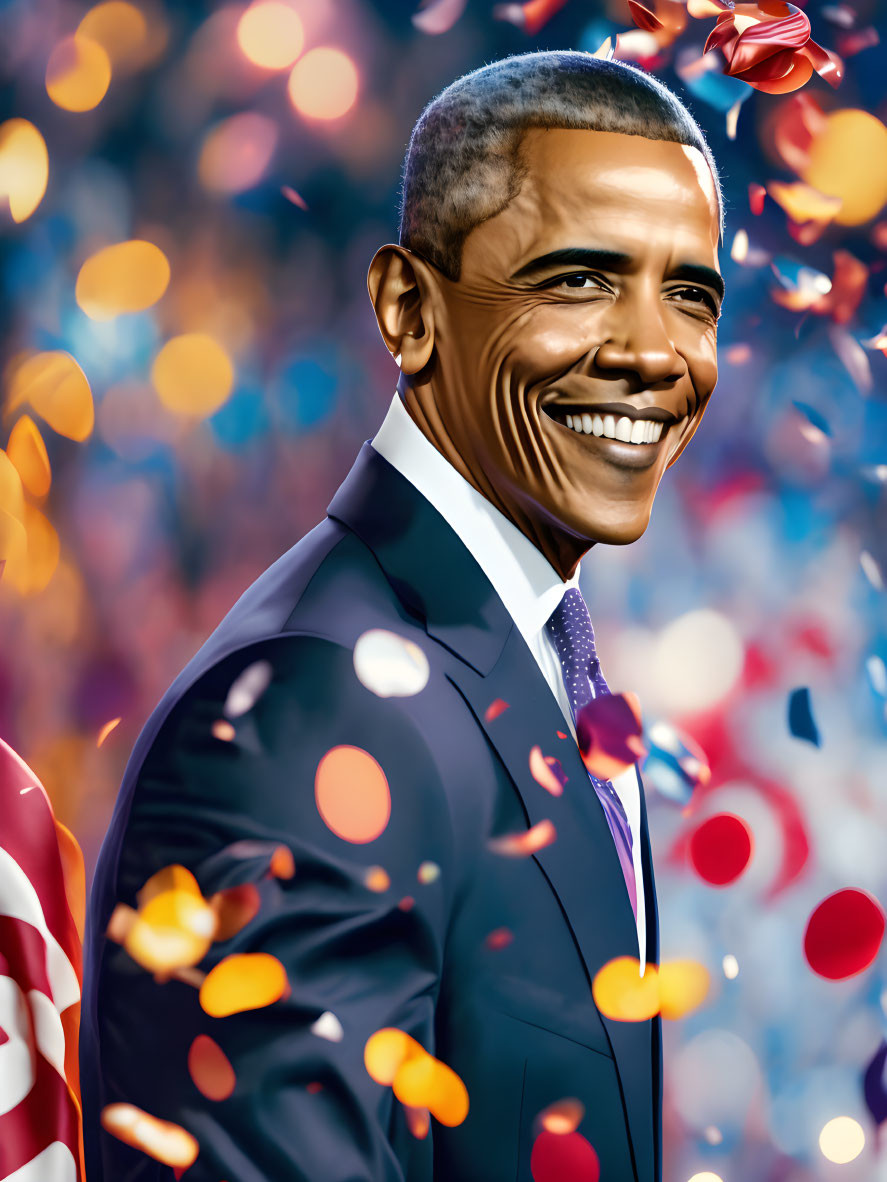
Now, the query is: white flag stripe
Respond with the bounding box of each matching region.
[2,1140,78,1182]
[0,976,36,1117]
[0,845,80,1012]
[28,988,68,1081]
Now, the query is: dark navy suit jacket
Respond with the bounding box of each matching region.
[80,441,662,1181]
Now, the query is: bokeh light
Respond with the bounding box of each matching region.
[150,333,234,417]
[592,956,660,1022]
[314,744,391,843]
[801,109,887,225]
[76,239,171,321]
[198,112,278,194]
[689,813,754,886]
[45,34,112,112]
[818,1115,865,1163]
[0,119,49,223]
[237,1,305,70]
[7,351,94,441]
[288,48,359,121]
[6,415,51,499]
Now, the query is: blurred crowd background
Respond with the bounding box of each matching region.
[2,0,887,1178]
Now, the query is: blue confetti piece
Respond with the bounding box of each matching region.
[788,686,820,746]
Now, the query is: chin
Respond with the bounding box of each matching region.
[574,506,652,547]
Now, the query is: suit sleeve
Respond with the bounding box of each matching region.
[91,634,458,1182]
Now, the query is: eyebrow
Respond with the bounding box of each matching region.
[509,247,725,304]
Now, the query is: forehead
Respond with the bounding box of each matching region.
[461,127,720,276]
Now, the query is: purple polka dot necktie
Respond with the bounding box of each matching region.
[545,586,638,922]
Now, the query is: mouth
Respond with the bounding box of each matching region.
[541,404,687,469]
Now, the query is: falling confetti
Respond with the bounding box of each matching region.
[411,0,468,35]
[575,691,646,781]
[536,1098,585,1135]
[353,628,430,697]
[787,686,820,745]
[97,717,122,747]
[487,818,556,857]
[209,883,261,941]
[689,813,754,886]
[311,1010,344,1042]
[803,888,885,979]
[484,698,509,721]
[188,1034,236,1101]
[223,659,273,718]
[314,744,391,843]
[200,952,289,1016]
[529,745,566,796]
[530,1127,600,1182]
[101,1103,199,1169]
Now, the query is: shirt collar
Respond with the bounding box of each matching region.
[369,392,580,648]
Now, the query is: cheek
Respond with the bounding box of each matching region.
[500,307,597,377]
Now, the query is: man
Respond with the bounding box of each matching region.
[81,50,724,1182]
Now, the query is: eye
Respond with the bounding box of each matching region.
[673,286,720,315]
[543,272,607,291]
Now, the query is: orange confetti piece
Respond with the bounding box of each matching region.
[97,717,121,747]
[315,745,391,844]
[393,1051,469,1127]
[529,745,566,796]
[101,1103,198,1168]
[188,1034,236,1101]
[211,719,235,741]
[137,864,203,908]
[6,414,50,498]
[209,883,261,941]
[364,865,390,892]
[270,844,295,879]
[199,952,288,1017]
[364,1028,422,1085]
[592,956,660,1022]
[537,1097,585,1135]
[488,818,556,857]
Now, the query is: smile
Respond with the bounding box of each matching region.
[546,407,663,444]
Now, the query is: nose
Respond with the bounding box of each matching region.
[592,286,686,388]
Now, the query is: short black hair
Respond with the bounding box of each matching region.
[398,50,725,281]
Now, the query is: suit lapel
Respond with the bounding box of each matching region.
[329,442,657,1181]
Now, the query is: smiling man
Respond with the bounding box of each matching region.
[82,50,724,1182]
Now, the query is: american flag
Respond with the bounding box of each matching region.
[0,736,85,1181]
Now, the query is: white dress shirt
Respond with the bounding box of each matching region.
[370,392,646,971]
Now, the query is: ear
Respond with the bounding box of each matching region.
[366,245,438,376]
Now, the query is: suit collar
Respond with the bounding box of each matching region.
[327,441,514,675]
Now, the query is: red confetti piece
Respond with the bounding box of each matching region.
[689,813,754,885]
[210,883,261,941]
[530,1128,600,1182]
[836,26,879,58]
[484,697,509,722]
[306,1081,323,1094]
[270,845,295,879]
[403,1102,431,1138]
[485,926,513,950]
[556,730,567,739]
[771,91,827,173]
[804,888,885,979]
[398,895,415,911]
[703,0,844,95]
[188,1034,236,1101]
[749,182,767,215]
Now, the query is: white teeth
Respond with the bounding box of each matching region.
[603,414,616,439]
[592,414,604,436]
[566,414,573,429]
[615,416,633,442]
[630,419,646,444]
[581,412,593,434]
[552,407,668,443]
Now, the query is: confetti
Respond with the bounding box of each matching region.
[101,1103,198,1168]
[529,745,566,796]
[200,952,289,1016]
[223,659,273,718]
[96,717,122,747]
[487,818,556,857]
[484,698,509,721]
[315,744,391,843]
[311,1011,344,1042]
[188,1034,236,1101]
[530,1128,600,1182]
[592,956,660,1022]
[689,813,754,886]
[787,686,820,745]
[353,629,429,697]
[411,0,468,35]
[575,690,646,781]
[536,1097,585,1135]
[804,889,885,979]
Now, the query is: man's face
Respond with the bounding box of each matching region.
[423,127,723,554]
